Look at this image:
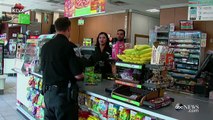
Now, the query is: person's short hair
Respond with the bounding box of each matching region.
[54,17,71,32]
[117,29,125,36]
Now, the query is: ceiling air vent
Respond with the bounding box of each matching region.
[108,0,129,6]
[46,0,61,4]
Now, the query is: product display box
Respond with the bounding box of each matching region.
[111,86,159,106]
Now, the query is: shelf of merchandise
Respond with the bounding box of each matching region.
[30,72,42,78]
[115,79,142,88]
[113,61,147,107]
[83,90,177,120]
[169,45,200,49]
[15,71,213,120]
[174,61,199,65]
[169,31,206,93]
[17,105,36,120]
[176,66,198,70]
[175,82,196,86]
[170,68,197,75]
[79,104,106,120]
[111,94,141,106]
[156,37,169,40]
[14,35,54,120]
[169,72,196,79]
[156,31,169,33]
[166,88,194,95]
[115,62,143,69]
[156,30,169,45]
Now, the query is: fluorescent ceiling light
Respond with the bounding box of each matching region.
[146,9,159,13]
[57,9,64,12]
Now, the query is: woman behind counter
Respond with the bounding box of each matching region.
[89,32,112,78]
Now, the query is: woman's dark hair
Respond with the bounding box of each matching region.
[95,32,110,50]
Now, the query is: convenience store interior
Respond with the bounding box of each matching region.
[1,0,213,120]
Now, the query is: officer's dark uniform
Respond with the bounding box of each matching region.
[40,34,82,120]
[89,46,112,78]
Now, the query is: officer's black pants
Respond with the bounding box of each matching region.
[44,86,78,120]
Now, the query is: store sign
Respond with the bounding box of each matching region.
[29,35,39,39]
[11,3,25,13]
[78,18,85,25]
[188,0,213,20]
[197,6,213,20]
[18,14,30,24]
[189,0,213,7]
[11,8,24,13]
[64,0,106,18]
[180,20,193,30]
[2,12,30,24]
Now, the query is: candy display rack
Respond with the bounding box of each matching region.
[111,61,160,107]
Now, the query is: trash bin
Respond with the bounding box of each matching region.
[0,75,7,95]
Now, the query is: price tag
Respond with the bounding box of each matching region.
[90,96,95,101]
[109,103,113,108]
[130,110,137,116]
[119,106,124,111]
[99,100,104,104]
[144,116,152,120]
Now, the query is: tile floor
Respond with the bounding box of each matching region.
[0,76,26,120]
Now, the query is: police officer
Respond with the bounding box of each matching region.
[40,17,84,120]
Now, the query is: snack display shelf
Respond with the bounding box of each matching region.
[157,31,169,33]
[174,61,198,65]
[173,50,200,55]
[174,55,199,59]
[169,72,196,79]
[175,82,196,86]
[12,68,27,75]
[143,82,170,89]
[78,80,213,120]
[17,105,36,120]
[169,38,201,40]
[15,71,213,120]
[169,40,200,44]
[176,66,198,70]
[169,46,200,49]
[170,69,197,75]
[79,104,106,120]
[115,79,142,88]
[115,62,143,69]
[157,37,169,40]
[30,72,42,78]
[111,94,141,106]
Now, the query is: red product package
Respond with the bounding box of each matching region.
[98,99,109,118]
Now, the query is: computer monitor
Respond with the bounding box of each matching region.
[80,46,95,59]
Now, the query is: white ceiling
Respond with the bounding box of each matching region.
[0,0,188,17]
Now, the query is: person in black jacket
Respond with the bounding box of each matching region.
[40,17,84,120]
[89,32,112,78]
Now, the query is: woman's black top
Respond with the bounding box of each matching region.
[89,46,112,78]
